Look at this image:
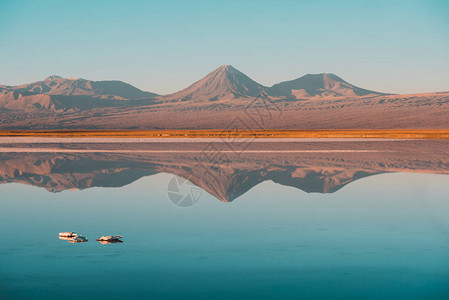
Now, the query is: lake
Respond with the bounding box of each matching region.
[1,138,449,299]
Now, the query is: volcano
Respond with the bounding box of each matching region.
[162,65,267,102]
[270,73,385,99]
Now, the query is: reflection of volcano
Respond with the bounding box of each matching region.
[1,140,449,202]
[167,176,203,207]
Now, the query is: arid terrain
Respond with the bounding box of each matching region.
[1,65,448,130]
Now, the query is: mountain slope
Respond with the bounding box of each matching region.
[0,76,158,112]
[270,73,385,99]
[162,65,267,102]
[0,76,158,100]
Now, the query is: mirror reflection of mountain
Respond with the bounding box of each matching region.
[1,139,448,202]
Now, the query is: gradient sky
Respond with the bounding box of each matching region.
[0,0,448,94]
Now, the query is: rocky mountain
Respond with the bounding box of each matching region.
[270,73,384,99]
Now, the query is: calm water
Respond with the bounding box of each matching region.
[1,140,449,299]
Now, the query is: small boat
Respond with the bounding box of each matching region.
[96,235,123,242]
[59,232,77,238]
[68,235,88,243]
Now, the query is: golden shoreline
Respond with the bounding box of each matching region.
[1,129,449,139]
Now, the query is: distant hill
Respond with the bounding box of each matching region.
[270,73,385,99]
[0,75,158,99]
[0,76,158,112]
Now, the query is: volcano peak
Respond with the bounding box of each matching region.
[163,65,267,102]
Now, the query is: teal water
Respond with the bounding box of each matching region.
[1,172,449,299]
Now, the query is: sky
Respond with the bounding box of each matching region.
[0,0,448,94]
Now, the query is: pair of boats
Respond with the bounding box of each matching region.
[59,232,123,244]
[58,232,88,243]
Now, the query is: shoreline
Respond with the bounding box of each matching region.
[0,138,411,143]
[0,129,449,139]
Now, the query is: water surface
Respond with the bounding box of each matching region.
[1,140,449,299]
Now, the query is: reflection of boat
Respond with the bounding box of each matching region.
[68,235,88,243]
[96,235,123,242]
[97,240,124,245]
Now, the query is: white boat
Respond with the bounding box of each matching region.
[68,235,88,243]
[96,235,123,242]
[59,232,77,237]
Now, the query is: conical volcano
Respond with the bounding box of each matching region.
[163,65,267,102]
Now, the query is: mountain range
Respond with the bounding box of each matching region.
[1,65,448,129]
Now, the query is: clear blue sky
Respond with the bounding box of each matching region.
[0,0,448,94]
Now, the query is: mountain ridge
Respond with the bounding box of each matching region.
[2,65,449,130]
[0,65,385,105]
[0,76,158,100]
[0,76,159,112]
